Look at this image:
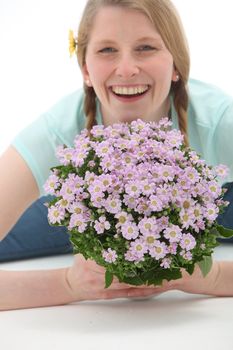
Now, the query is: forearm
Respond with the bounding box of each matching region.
[0,268,75,311]
[214,261,233,297]
[0,146,39,240]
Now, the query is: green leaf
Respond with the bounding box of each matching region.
[186,263,195,275]
[197,255,213,277]
[216,224,233,238]
[121,275,144,286]
[105,270,114,288]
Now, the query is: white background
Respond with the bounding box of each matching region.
[0,0,233,153]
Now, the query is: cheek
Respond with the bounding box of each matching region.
[148,56,174,80]
[87,58,112,83]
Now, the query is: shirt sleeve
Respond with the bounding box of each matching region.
[12,112,66,196]
[11,90,86,196]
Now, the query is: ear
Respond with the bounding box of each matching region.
[171,67,180,82]
[82,63,92,87]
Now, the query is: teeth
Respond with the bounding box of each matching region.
[112,85,149,96]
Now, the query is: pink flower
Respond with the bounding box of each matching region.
[164,129,183,148]
[59,182,75,201]
[105,195,122,214]
[160,257,172,269]
[123,194,137,210]
[125,181,141,197]
[71,149,88,167]
[121,222,139,240]
[168,243,178,254]
[156,184,171,206]
[68,201,88,215]
[56,198,70,211]
[43,173,60,194]
[214,164,229,178]
[68,213,87,232]
[96,140,114,155]
[158,164,176,182]
[142,231,160,247]
[205,204,219,221]
[115,211,132,226]
[98,174,113,190]
[88,179,105,197]
[90,124,105,137]
[102,248,117,263]
[138,217,157,235]
[67,174,84,195]
[124,250,137,262]
[183,166,200,184]
[179,209,195,229]
[149,241,168,260]
[94,216,111,234]
[149,194,164,212]
[56,146,75,165]
[207,180,222,199]
[129,239,148,257]
[164,224,182,243]
[180,233,196,251]
[180,250,193,261]
[156,216,169,232]
[141,179,155,196]
[48,205,65,224]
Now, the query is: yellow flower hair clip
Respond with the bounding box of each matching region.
[69,30,78,57]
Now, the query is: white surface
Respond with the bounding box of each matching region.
[0,243,233,350]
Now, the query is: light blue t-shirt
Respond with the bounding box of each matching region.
[12,79,233,195]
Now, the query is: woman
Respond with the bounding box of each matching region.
[0,0,233,310]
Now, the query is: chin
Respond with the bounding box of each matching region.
[118,115,144,124]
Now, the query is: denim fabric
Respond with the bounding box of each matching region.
[0,183,232,262]
[0,196,73,262]
[216,182,233,243]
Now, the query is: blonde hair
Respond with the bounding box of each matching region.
[77,0,190,144]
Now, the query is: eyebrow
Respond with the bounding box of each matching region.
[93,36,163,46]
[136,36,163,43]
[93,40,116,46]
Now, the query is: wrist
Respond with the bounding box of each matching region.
[213,261,233,296]
[206,260,221,294]
[63,267,79,303]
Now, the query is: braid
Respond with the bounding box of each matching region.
[83,85,97,133]
[172,80,189,146]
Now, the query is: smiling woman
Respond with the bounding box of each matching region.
[82,6,177,126]
[77,1,190,150]
[0,0,233,311]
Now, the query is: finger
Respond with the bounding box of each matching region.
[100,287,162,300]
[108,281,141,289]
[75,254,106,274]
[86,259,106,274]
[108,278,164,290]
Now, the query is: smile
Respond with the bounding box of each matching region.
[111,85,150,97]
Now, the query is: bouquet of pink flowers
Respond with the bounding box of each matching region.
[44,118,233,287]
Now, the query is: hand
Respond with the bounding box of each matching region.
[65,254,162,302]
[153,260,221,296]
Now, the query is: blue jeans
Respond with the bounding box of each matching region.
[0,185,233,262]
[0,196,73,262]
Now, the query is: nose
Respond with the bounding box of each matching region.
[115,53,140,79]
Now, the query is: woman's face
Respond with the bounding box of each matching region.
[83,6,177,126]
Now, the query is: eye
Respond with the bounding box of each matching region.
[98,47,117,53]
[136,45,156,52]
